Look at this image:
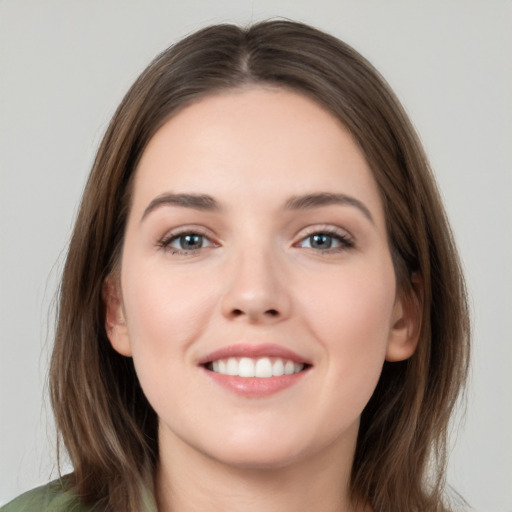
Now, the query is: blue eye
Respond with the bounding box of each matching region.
[172,234,205,250]
[160,232,215,254]
[305,234,335,249]
[298,231,353,251]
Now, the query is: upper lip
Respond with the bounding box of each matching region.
[197,343,311,366]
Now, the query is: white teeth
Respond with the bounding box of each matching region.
[272,359,284,376]
[209,357,306,378]
[284,360,295,375]
[226,357,238,376]
[238,357,255,377]
[255,357,272,378]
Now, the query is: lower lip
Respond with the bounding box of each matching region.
[201,367,309,398]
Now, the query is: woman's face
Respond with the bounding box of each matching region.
[106,87,417,470]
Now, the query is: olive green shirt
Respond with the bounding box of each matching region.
[1,480,92,512]
[1,480,157,511]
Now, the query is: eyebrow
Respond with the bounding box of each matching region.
[141,193,220,222]
[284,193,374,224]
[140,191,374,224]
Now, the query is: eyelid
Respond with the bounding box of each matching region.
[157,225,219,254]
[293,224,355,251]
[295,224,353,241]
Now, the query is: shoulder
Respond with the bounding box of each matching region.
[1,479,92,512]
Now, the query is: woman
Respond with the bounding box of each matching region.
[3,20,469,512]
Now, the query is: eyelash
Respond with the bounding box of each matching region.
[294,226,354,253]
[157,228,217,255]
[157,226,354,256]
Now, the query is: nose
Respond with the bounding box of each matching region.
[221,246,291,324]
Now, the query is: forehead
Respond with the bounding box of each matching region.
[131,87,384,222]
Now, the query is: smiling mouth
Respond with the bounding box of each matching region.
[205,357,310,378]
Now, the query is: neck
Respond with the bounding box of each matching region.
[155,424,369,512]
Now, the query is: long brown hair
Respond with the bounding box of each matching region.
[50,20,470,511]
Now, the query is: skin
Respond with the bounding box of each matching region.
[105,87,419,512]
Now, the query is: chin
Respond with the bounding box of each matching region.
[211,445,307,471]
[200,415,361,474]
[201,426,322,471]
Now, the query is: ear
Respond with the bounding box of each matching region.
[103,276,132,357]
[385,274,423,362]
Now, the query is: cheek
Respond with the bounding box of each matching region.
[303,260,396,393]
[118,263,221,419]
[120,262,217,361]
[308,261,394,333]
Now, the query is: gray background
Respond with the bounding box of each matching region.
[1,1,511,510]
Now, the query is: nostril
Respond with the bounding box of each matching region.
[230,308,279,318]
